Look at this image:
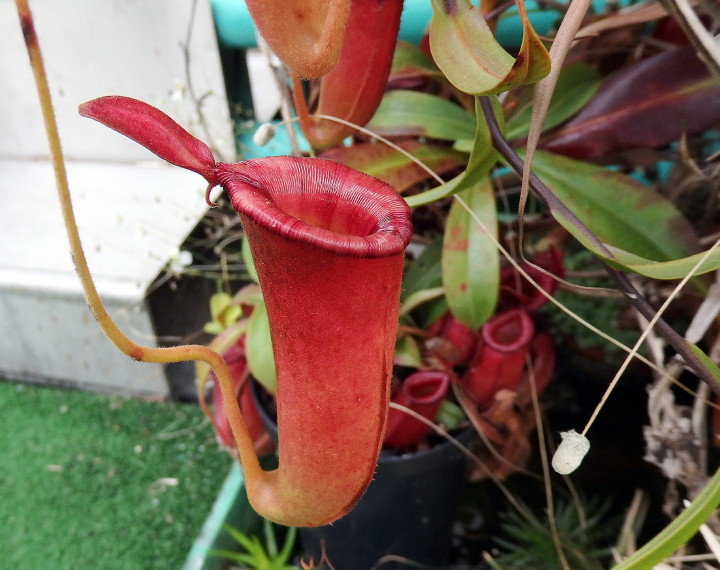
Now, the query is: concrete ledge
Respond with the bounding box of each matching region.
[0,159,213,398]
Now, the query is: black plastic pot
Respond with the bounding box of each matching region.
[249,379,474,569]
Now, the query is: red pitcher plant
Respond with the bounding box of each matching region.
[76,96,412,527]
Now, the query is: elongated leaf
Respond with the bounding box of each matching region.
[399,287,446,317]
[320,140,466,193]
[541,47,720,158]
[406,97,500,207]
[527,151,720,280]
[276,525,297,565]
[389,40,445,86]
[368,90,476,141]
[209,550,258,566]
[402,236,444,300]
[429,0,550,95]
[604,245,720,280]
[401,237,448,328]
[442,177,499,328]
[241,235,259,283]
[79,96,216,181]
[530,150,700,264]
[505,62,602,141]
[553,227,720,282]
[612,460,720,569]
[688,343,720,385]
[245,298,276,393]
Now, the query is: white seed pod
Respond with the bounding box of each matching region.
[253,123,276,146]
[552,430,590,475]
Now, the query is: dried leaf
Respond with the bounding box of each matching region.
[519,0,593,236]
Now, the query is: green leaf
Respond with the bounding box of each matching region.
[394,334,423,368]
[399,287,446,317]
[406,97,500,207]
[612,463,720,569]
[429,0,550,95]
[442,176,499,328]
[263,518,278,558]
[221,523,260,553]
[603,245,720,280]
[245,299,276,393]
[688,343,720,386]
[223,304,242,326]
[402,236,444,301]
[505,62,601,141]
[401,236,447,328]
[209,292,232,321]
[276,526,297,565]
[529,151,701,270]
[368,90,476,141]
[204,291,244,334]
[242,235,259,283]
[390,40,444,82]
[202,321,224,335]
[209,549,258,566]
[435,399,465,430]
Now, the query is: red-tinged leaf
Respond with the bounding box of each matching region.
[429,0,550,95]
[79,96,217,182]
[320,141,467,193]
[442,177,499,329]
[541,47,720,159]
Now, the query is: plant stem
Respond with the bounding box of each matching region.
[478,95,720,394]
[15,0,264,483]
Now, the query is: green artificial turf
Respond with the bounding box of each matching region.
[0,381,233,570]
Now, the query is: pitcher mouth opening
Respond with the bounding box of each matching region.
[217,157,412,258]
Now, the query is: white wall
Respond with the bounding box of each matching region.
[0,1,235,396]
